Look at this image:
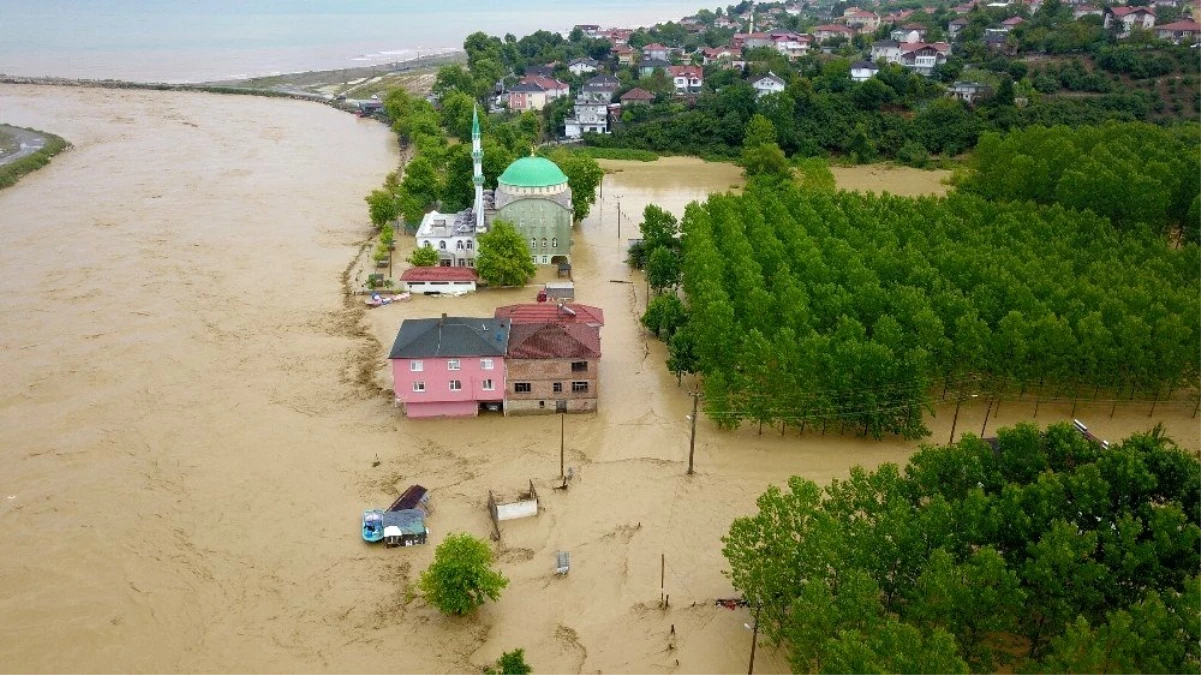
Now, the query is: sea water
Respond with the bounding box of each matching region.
[0,0,706,82]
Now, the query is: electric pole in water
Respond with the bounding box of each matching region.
[688,391,700,475]
[560,412,565,480]
[748,602,761,675]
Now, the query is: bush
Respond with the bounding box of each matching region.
[896,140,930,168]
[0,128,70,190]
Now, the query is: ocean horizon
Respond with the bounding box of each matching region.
[0,0,709,83]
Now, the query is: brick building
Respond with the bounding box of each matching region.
[495,304,604,415]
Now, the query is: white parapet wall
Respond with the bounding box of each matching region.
[496,499,538,521]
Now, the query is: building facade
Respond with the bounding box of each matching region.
[493,157,574,266]
[389,315,511,418]
[495,304,604,415]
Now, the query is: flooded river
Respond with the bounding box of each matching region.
[1,88,1196,673]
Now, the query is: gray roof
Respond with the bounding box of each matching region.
[389,316,511,359]
[639,58,672,68]
[587,74,620,86]
[873,40,900,48]
[380,509,427,536]
[510,81,545,92]
[570,57,599,66]
[852,61,879,70]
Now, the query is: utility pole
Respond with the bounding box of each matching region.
[617,198,622,241]
[980,396,994,437]
[560,412,565,480]
[688,391,699,475]
[748,602,761,675]
[949,392,963,444]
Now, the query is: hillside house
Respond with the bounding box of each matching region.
[574,24,602,38]
[614,45,637,66]
[1073,6,1104,19]
[842,9,882,31]
[642,43,670,61]
[898,42,952,75]
[814,24,857,42]
[568,57,599,76]
[1105,6,1156,36]
[851,61,880,81]
[948,17,969,37]
[701,46,744,67]
[389,315,510,418]
[668,65,704,93]
[619,88,655,105]
[1155,18,1201,42]
[507,76,569,112]
[495,304,604,415]
[751,72,787,97]
[638,58,672,77]
[892,23,929,41]
[949,81,990,103]
[565,76,618,138]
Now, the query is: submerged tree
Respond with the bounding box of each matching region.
[476,219,536,287]
[419,533,508,616]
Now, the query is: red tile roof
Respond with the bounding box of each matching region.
[668,65,704,78]
[1109,6,1155,15]
[401,267,479,282]
[494,303,606,326]
[620,87,655,101]
[643,43,668,50]
[1157,19,1201,30]
[507,322,602,360]
[815,24,856,33]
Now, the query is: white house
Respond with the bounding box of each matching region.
[871,40,904,62]
[1104,6,1157,36]
[568,57,599,76]
[417,210,481,267]
[1156,19,1201,43]
[751,72,787,97]
[642,43,670,61]
[851,61,880,82]
[667,65,704,94]
[400,266,478,295]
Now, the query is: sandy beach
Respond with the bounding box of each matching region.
[0,85,1196,673]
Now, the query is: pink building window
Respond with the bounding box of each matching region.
[447,359,460,371]
[412,381,425,392]
[449,380,462,391]
[482,379,495,391]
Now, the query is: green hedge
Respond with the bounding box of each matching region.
[0,127,70,190]
[569,145,659,162]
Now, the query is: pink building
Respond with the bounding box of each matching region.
[389,314,511,418]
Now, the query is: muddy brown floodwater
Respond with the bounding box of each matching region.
[1,91,1196,674]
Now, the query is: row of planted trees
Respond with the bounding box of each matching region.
[723,423,1201,673]
[638,132,1198,437]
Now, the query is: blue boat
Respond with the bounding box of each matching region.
[362,509,385,543]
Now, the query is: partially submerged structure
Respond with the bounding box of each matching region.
[488,480,540,540]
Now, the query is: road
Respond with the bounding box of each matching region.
[0,124,47,165]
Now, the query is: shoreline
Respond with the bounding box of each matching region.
[0,50,462,103]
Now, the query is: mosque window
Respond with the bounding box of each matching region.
[552,238,558,248]
[439,241,446,250]
[541,238,547,249]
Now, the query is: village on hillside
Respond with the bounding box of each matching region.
[452,0,1200,141]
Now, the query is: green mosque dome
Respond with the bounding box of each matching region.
[498,156,569,188]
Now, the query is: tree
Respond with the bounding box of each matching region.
[418,533,508,616]
[646,246,681,291]
[407,245,439,267]
[484,648,533,675]
[476,219,536,287]
[365,189,399,229]
[546,149,604,222]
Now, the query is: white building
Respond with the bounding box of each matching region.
[565,75,619,138]
[568,57,599,76]
[415,107,491,267]
[851,61,880,82]
[1104,6,1157,36]
[751,72,787,98]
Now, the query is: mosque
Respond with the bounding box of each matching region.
[416,107,573,268]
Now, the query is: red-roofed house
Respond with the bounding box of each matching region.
[814,24,856,42]
[1156,18,1200,42]
[1002,16,1026,27]
[842,9,881,31]
[700,46,744,67]
[614,44,638,66]
[1105,6,1156,36]
[668,65,704,93]
[620,87,655,105]
[494,303,606,326]
[503,318,604,414]
[642,43,670,60]
[401,266,479,294]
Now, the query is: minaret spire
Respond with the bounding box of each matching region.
[471,104,485,232]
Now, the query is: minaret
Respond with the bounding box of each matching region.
[471,104,485,232]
